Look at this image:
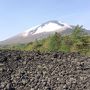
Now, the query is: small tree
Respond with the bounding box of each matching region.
[49,32,61,51]
[70,25,89,54]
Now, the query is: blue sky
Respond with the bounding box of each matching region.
[0,0,90,41]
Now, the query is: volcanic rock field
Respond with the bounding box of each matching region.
[0,50,90,90]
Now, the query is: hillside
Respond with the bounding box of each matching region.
[1,25,90,56]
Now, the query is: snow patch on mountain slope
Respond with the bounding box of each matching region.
[21,21,72,37]
[34,23,62,34]
[34,22,72,34]
[21,25,39,37]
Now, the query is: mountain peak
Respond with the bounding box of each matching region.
[21,20,72,37]
[0,20,75,45]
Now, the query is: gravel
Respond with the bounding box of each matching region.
[0,50,90,90]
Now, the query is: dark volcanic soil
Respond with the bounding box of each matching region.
[0,50,90,90]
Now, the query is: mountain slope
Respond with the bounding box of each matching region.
[0,20,73,45]
[0,20,89,45]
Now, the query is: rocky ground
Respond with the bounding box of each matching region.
[0,50,90,90]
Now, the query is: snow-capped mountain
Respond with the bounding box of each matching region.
[0,20,79,45]
[21,21,72,37]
